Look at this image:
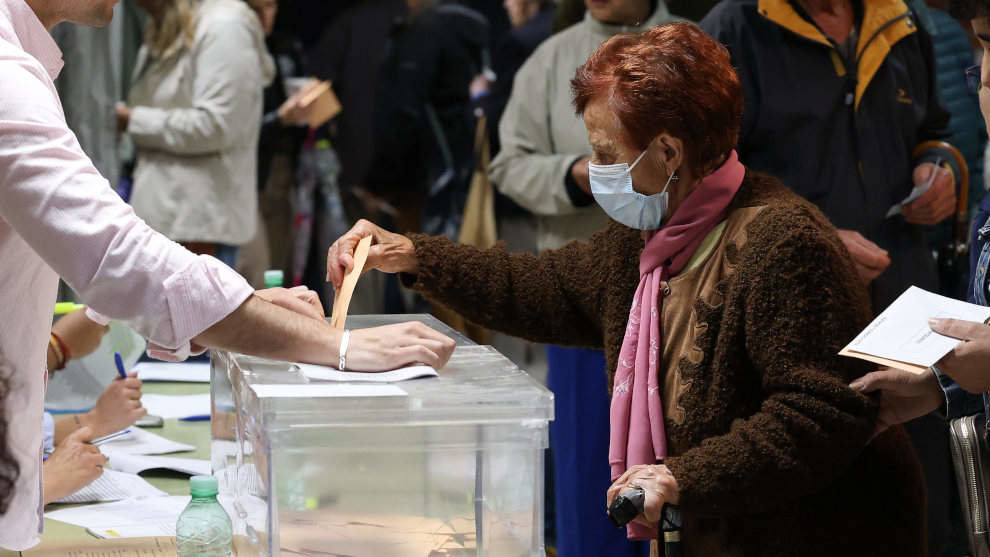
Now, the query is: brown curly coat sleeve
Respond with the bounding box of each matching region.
[401,226,621,348]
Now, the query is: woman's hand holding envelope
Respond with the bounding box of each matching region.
[326,219,419,289]
[850,367,943,437]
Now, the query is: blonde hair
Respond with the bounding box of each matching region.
[145,0,198,59]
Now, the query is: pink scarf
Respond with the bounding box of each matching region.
[608,151,745,540]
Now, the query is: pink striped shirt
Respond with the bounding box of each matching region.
[0,0,253,548]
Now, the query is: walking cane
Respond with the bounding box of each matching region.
[607,487,683,557]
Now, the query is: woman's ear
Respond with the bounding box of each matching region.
[651,134,684,176]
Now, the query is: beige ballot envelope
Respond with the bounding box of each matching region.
[330,235,372,329]
[838,348,931,375]
[839,286,990,374]
[298,80,341,129]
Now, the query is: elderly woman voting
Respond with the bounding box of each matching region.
[327,23,924,557]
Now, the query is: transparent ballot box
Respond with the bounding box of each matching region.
[211,315,554,557]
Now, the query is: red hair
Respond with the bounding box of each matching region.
[572,22,743,177]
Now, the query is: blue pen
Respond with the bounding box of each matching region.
[114,351,127,380]
[179,414,211,422]
[91,429,131,445]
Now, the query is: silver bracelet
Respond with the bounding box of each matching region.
[339,329,351,371]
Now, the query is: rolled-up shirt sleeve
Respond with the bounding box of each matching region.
[0,58,252,353]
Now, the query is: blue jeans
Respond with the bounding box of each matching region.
[547,346,650,557]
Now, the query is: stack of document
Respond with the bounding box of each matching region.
[97,426,195,456]
[53,469,166,504]
[46,496,191,537]
[96,426,208,477]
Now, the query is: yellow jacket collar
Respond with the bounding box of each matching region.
[757,0,830,46]
[757,0,917,109]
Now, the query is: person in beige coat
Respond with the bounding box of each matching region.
[118,0,275,267]
[489,0,677,252]
[487,1,678,555]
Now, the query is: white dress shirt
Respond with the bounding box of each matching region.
[0,0,253,548]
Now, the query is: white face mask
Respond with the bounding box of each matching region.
[588,150,676,230]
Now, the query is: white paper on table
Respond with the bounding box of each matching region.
[53,469,166,504]
[140,393,211,419]
[45,495,189,532]
[97,426,195,456]
[840,286,990,372]
[295,362,437,382]
[134,361,210,383]
[86,524,177,538]
[106,453,210,476]
[251,383,408,398]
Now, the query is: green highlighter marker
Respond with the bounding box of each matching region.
[53,302,85,315]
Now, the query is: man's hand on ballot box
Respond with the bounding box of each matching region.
[256,284,455,370]
[345,322,456,371]
[189,273,453,371]
[255,285,325,321]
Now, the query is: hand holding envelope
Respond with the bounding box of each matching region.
[926,317,990,393]
[330,235,372,329]
[278,79,342,129]
[845,288,990,437]
[840,286,990,374]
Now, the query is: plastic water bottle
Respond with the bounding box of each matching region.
[176,476,233,557]
[263,269,284,289]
